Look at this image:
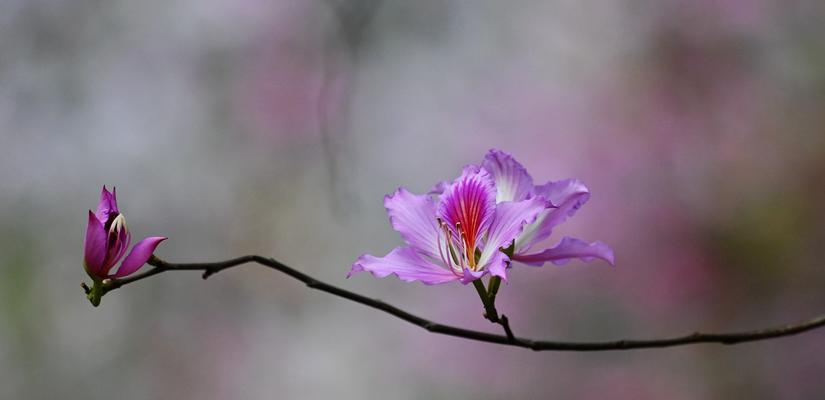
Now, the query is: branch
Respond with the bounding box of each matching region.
[91,255,825,352]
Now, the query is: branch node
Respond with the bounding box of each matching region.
[500,315,515,342]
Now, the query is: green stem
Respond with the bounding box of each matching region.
[488,276,502,305]
[472,279,488,304]
[86,278,104,307]
[472,279,499,321]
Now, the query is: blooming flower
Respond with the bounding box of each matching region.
[349,150,613,285]
[83,186,166,282]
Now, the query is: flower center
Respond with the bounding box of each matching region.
[436,218,477,274]
[110,214,127,234]
[107,214,128,248]
[436,166,495,273]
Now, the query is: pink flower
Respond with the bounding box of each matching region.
[349,150,613,285]
[83,186,166,281]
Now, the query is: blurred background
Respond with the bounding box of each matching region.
[1,0,824,398]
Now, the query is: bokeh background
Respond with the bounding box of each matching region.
[2,0,824,398]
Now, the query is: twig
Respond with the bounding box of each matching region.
[472,278,515,341]
[90,255,825,352]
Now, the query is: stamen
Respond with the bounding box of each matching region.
[436,218,451,270]
[455,221,475,269]
[455,223,467,271]
[446,228,461,275]
[437,218,462,276]
[110,214,127,234]
[107,214,128,248]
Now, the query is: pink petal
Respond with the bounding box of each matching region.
[349,247,460,285]
[427,180,449,196]
[437,165,497,253]
[83,210,107,277]
[516,179,591,252]
[384,188,441,260]
[512,236,614,267]
[100,223,130,277]
[482,251,509,282]
[114,236,167,278]
[533,179,590,209]
[481,149,534,202]
[94,186,119,224]
[458,265,487,284]
[476,197,547,270]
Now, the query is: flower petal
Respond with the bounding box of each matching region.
[483,251,510,282]
[458,265,487,284]
[348,247,460,285]
[437,165,497,253]
[427,180,449,196]
[512,236,614,266]
[476,197,547,269]
[481,149,534,202]
[384,188,441,259]
[515,179,590,253]
[100,220,131,277]
[95,186,119,225]
[83,210,107,277]
[533,179,590,208]
[114,236,167,278]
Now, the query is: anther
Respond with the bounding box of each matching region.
[110,214,127,233]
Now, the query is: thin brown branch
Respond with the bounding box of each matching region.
[90,255,825,352]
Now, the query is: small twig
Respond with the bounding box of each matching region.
[499,315,515,342]
[86,255,825,352]
[473,278,516,341]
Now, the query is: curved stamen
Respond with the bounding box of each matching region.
[437,218,463,276]
[435,218,451,270]
[454,222,478,270]
[454,222,468,271]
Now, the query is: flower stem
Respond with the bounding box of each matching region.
[488,276,502,306]
[472,279,499,321]
[86,278,104,307]
[472,277,515,340]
